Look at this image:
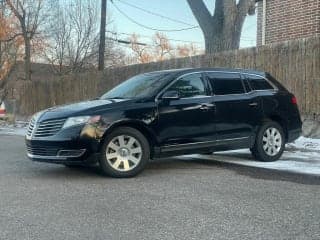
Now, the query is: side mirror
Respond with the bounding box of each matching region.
[161,90,180,100]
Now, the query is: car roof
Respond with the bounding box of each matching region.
[147,67,266,77]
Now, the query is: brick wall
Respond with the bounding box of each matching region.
[257,0,320,45]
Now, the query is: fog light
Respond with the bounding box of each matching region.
[57,149,86,157]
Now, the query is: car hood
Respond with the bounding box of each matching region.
[38,99,129,121]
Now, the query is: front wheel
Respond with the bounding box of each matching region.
[251,121,285,162]
[99,127,150,178]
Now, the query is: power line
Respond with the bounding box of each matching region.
[108,31,254,48]
[109,30,253,45]
[111,1,199,32]
[107,30,203,44]
[117,0,198,28]
[107,37,148,46]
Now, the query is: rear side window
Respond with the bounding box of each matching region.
[206,72,245,95]
[246,74,274,90]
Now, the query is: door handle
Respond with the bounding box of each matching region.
[249,102,258,107]
[200,103,216,110]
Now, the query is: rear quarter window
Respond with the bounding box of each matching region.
[246,74,274,90]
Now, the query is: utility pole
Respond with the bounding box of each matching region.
[98,0,107,71]
[0,0,4,64]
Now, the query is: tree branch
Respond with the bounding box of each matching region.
[186,0,212,33]
[5,0,23,22]
[0,33,23,42]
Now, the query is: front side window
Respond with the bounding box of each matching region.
[207,72,245,95]
[246,74,273,90]
[167,73,207,98]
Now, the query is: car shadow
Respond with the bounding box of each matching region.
[174,154,320,185]
[29,155,320,185]
[31,163,105,179]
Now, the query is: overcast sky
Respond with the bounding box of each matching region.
[108,0,257,50]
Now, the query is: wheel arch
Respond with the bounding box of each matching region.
[98,119,158,158]
[262,115,288,142]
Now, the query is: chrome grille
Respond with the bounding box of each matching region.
[26,117,36,138]
[34,119,66,137]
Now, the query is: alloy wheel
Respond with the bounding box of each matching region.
[106,135,142,172]
[262,127,282,156]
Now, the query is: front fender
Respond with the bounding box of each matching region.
[80,118,159,153]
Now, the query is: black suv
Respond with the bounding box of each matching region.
[26,68,302,177]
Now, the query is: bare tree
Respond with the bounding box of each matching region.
[129,34,153,64]
[176,43,201,57]
[103,39,127,67]
[153,32,173,61]
[129,32,203,64]
[45,0,98,73]
[187,0,256,53]
[45,0,126,74]
[0,3,24,100]
[44,3,71,73]
[5,0,46,80]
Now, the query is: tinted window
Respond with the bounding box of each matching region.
[207,72,245,95]
[266,73,284,90]
[168,73,206,98]
[243,79,252,93]
[247,74,273,90]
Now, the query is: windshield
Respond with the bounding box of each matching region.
[101,72,171,99]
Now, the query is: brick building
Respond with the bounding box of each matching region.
[257,0,320,46]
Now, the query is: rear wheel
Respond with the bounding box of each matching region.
[99,127,150,178]
[251,121,285,162]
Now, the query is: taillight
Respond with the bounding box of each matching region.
[291,96,297,105]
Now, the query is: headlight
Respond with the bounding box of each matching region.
[62,116,91,129]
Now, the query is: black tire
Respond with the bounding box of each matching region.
[99,127,150,178]
[250,121,285,162]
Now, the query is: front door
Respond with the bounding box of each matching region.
[157,73,216,147]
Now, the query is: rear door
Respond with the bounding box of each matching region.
[205,72,262,143]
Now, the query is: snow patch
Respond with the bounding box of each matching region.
[180,149,320,176]
[287,136,320,152]
[0,121,28,136]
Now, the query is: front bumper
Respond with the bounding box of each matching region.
[26,139,99,164]
[25,124,103,165]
